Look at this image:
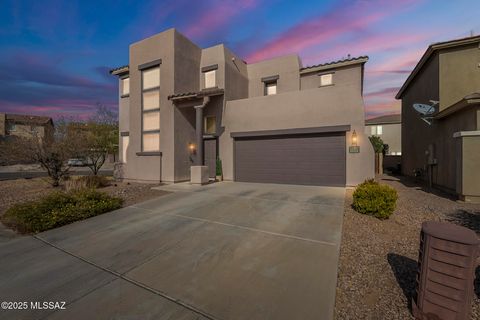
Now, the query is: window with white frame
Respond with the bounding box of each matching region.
[141,66,160,152]
[204,70,216,88]
[320,73,333,86]
[265,81,277,95]
[370,125,383,135]
[121,136,129,162]
[121,77,130,96]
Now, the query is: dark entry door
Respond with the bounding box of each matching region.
[234,133,346,186]
[204,138,217,179]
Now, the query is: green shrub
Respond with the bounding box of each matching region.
[3,189,122,233]
[352,179,398,219]
[65,175,109,192]
[216,158,223,176]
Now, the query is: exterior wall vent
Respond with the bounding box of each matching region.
[413,221,479,320]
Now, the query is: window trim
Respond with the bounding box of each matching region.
[140,64,161,152]
[201,64,218,72]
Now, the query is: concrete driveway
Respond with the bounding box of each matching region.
[0,182,345,320]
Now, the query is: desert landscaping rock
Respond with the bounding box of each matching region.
[335,174,480,320]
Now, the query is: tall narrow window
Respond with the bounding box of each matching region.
[141,65,160,152]
[320,73,333,86]
[376,125,383,135]
[121,136,129,162]
[204,70,216,88]
[121,77,130,96]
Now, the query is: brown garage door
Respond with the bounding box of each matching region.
[234,132,346,186]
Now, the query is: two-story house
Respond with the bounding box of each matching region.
[110,28,374,186]
[365,114,402,155]
[396,35,480,202]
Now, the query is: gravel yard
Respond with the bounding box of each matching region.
[0,177,170,240]
[335,174,480,320]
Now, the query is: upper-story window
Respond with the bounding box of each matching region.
[371,125,383,135]
[121,77,130,96]
[261,75,279,96]
[204,70,216,88]
[204,116,216,134]
[265,81,277,95]
[202,64,218,89]
[139,60,161,152]
[320,73,333,86]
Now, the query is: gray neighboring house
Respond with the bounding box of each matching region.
[110,28,374,186]
[396,35,480,202]
[0,113,54,141]
[365,114,402,155]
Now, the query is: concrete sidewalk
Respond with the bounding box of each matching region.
[0,182,345,320]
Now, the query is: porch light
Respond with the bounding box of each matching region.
[351,130,358,146]
[188,143,196,154]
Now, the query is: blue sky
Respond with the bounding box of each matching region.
[1,0,479,119]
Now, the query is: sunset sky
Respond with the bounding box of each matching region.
[1,0,479,120]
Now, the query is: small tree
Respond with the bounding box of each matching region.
[369,135,384,154]
[369,136,385,174]
[74,105,119,175]
[2,120,80,187]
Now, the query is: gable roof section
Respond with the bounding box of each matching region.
[365,114,401,125]
[395,35,480,99]
[6,114,53,125]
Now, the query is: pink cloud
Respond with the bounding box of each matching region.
[184,0,259,40]
[365,101,401,118]
[368,48,425,74]
[246,0,422,62]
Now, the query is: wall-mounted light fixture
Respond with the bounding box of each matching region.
[349,130,360,153]
[188,143,196,154]
[351,130,358,146]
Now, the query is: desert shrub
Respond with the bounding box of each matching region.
[65,175,109,192]
[3,189,122,233]
[352,179,398,219]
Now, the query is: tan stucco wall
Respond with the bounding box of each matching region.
[0,113,5,136]
[220,67,374,186]
[439,44,480,110]
[457,135,480,201]
[365,123,401,155]
[247,55,301,98]
[124,29,177,182]
[401,54,440,181]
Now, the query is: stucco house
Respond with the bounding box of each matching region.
[396,35,480,202]
[365,114,401,155]
[0,113,54,141]
[110,28,374,187]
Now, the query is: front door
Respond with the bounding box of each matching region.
[204,138,217,179]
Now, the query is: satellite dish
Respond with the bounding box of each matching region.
[413,103,436,115]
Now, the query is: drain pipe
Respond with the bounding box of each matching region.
[194,96,210,166]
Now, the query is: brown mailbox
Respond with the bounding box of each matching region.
[413,221,479,320]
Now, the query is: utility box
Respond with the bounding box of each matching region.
[413,221,479,320]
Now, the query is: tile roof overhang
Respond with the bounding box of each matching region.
[168,88,224,102]
[365,114,401,125]
[300,56,369,74]
[109,65,129,76]
[396,35,480,99]
[6,114,53,125]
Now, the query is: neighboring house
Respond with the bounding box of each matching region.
[0,113,54,141]
[365,114,402,155]
[396,35,480,202]
[110,28,374,186]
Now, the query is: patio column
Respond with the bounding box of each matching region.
[194,105,204,166]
